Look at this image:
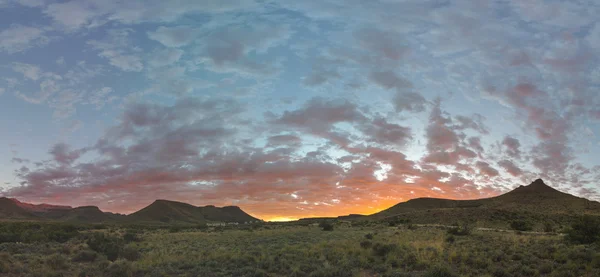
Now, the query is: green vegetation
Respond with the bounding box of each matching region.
[319,221,334,231]
[0,222,80,243]
[2,180,600,276]
[566,215,600,244]
[510,220,533,232]
[1,220,600,276]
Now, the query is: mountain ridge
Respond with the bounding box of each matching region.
[0,197,261,224]
[367,179,600,227]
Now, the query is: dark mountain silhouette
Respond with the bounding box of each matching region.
[128,200,209,224]
[60,206,122,222]
[128,200,260,224]
[198,205,260,223]
[370,179,600,226]
[0,197,38,219]
[299,214,366,223]
[10,198,72,212]
[0,198,259,224]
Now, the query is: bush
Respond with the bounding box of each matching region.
[510,220,533,232]
[0,222,79,243]
[566,215,600,244]
[72,250,97,262]
[123,231,140,243]
[447,224,473,236]
[424,265,459,277]
[46,253,68,270]
[86,233,124,261]
[544,222,555,233]
[372,243,396,257]
[104,260,133,277]
[121,245,141,261]
[318,221,334,231]
[0,253,12,273]
[360,240,373,249]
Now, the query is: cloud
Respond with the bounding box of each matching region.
[502,136,521,158]
[148,48,184,67]
[368,70,427,112]
[148,26,198,48]
[12,63,43,80]
[0,25,48,53]
[475,161,499,177]
[14,0,46,7]
[369,70,412,89]
[303,69,341,87]
[587,23,600,52]
[43,0,258,31]
[267,134,302,148]
[498,159,522,177]
[49,143,87,165]
[393,91,427,113]
[194,23,293,77]
[354,28,409,62]
[87,29,143,72]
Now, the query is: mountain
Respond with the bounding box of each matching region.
[10,198,72,212]
[127,200,259,224]
[299,214,367,223]
[370,179,600,227]
[198,205,260,223]
[59,206,121,223]
[128,200,208,224]
[1,197,259,224]
[0,197,38,219]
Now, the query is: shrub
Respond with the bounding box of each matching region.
[365,233,374,240]
[544,222,555,233]
[510,220,533,231]
[0,222,79,243]
[121,245,141,261]
[123,231,140,243]
[372,243,396,257]
[447,224,473,236]
[566,215,600,244]
[86,233,124,261]
[104,260,133,277]
[72,250,98,262]
[169,226,184,233]
[46,253,68,270]
[318,221,334,231]
[424,265,459,277]
[360,240,373,249]
[0,253,12,273]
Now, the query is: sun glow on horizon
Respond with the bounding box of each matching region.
[267,217,299,222]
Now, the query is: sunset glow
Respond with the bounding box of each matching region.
[1,0,600,220]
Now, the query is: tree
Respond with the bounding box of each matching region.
[319,221,334,231]
[566,215,600,244]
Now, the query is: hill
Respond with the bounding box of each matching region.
[1,197,259,224]
[127,200,259,224]
[59,206,121,222]
[128,200,209,224]
[10,198,72,212]
[198,205,260,223]
[370,179,600,228]
[0,197,38,219]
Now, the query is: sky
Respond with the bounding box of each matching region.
[1,0,600,221]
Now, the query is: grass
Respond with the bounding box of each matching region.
[1,221,600,276]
